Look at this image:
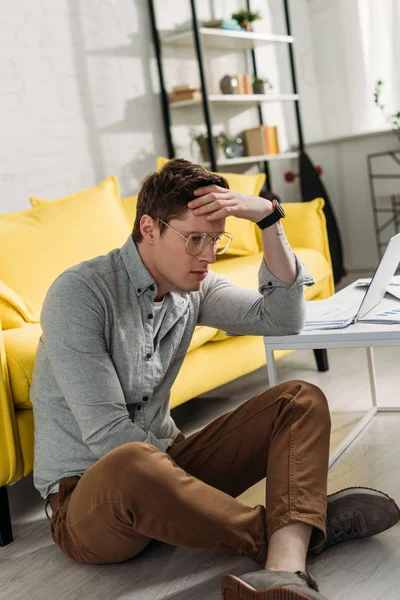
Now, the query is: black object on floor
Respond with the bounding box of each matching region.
[314,349,329,372]
[0,486,13,546]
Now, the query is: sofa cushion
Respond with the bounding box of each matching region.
[3,324,42,409]
[187,325,218,353]
[0,176,131,317]
[2,319,214,410]
[210,248,331,340]
[0,281,38,330]
[156,156,264,257]
[29,175,127,215]
[120,195,138,227]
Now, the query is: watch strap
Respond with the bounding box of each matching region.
[256,209,283,230]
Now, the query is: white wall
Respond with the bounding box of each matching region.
[0,0,167,214]
[287,0,400,271]
[307,131,400,271]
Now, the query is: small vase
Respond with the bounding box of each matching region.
[253,81,265,95]
[197,137,221,162]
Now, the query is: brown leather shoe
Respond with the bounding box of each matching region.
[312,486,400,554]
[221,570,327,600]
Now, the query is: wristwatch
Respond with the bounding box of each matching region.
[256,198,286,230]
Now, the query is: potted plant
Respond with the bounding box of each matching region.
[231,8,261,32]
[218,132,245,159]
[252,76,273,95]
[190,130,223,162]
[374,80,400,143]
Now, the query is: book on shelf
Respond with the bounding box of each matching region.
[243,74,252,94]
[168,85,201,103]
[243,125,280,155]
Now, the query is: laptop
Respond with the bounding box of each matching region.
[305,232,400,330]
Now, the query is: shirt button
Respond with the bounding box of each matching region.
[142,396,149,402]
[136,405,142,411]
[148,314,153,319]
[149,285,155,292]
[268,281,273,287]
[146,353,151,359]
[137,288,142,293]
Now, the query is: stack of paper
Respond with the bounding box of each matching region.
[359,305,400,324]
[303,301,357,331]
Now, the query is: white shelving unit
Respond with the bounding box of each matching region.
[162,27,293,51]
[150,2,304,176]
[169,94,299,109]
[200,151,299,169]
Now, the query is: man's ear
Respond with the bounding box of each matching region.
[140,215,158,245]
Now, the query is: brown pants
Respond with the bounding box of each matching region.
[45,380,331,565]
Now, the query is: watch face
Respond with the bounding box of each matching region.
[273,199,286,218]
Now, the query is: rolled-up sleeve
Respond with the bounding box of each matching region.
[198,254,314,336]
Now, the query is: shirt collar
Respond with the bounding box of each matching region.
[120,235,157,298]
[120,236,190,312]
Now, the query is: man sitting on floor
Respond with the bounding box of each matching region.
[31,158,399,600]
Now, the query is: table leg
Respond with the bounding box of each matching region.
[266,346,278,387]
[366,347,378,408]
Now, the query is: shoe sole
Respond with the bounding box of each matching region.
[221,575,312,600]
[312,486,400,554]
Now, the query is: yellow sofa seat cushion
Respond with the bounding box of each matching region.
[0,281,38,330]
[3,324,42,409]
[2,319,213,411]
[0,176,131,317]
[210,248,331,340]
[156,156,264,257]
[187,325,218,353]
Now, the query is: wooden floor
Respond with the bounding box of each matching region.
[2,318,400,598]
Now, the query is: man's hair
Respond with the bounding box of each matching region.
[132,158,229,243]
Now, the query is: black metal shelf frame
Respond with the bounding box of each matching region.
[367,149,400,257]
[149,0,305,191]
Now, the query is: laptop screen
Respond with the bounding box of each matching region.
[356,232,400,321]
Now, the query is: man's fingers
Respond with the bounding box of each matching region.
[191,198,224,215]
[193,184,229,197]
[188,191,232,209]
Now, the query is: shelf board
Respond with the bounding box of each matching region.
[169,94,299,108]
[200,152,299,168]
[162,27,293,50]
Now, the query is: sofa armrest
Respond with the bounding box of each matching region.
[0,317,20,485]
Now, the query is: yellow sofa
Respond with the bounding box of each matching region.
[0,168,333,546]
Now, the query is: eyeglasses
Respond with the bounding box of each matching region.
[156,218,233,256]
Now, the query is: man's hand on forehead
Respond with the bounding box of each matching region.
[187,184,273,223]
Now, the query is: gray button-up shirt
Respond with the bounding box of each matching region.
[30,235,314,498]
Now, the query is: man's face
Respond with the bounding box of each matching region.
[149,209,226,295]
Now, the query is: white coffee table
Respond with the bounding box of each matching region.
[263,282,400,467]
